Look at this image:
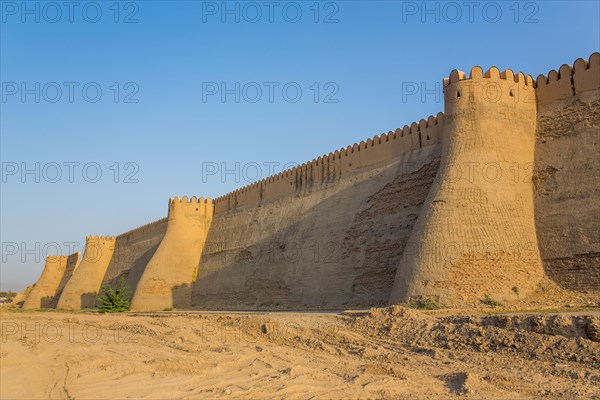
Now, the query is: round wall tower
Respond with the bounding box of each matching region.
[130,196,214,311]
[56,236,115,309]
[389,66,545,306]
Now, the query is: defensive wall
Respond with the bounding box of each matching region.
[22,253,79,309]
[24,53,599,310]
[212,112,439,214]
[533,53,600,291]
[196,144,441,309]
[131,197,214,311]
[56,236,115,309]
[390,66,544,305]
[49,252,81,308]
[102,217,168,293]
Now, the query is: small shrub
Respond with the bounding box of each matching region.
[97,277,131,313]
[512,286,520,296]
[407,297,446,310]
[0,290,17,302]
[480,294,503,308]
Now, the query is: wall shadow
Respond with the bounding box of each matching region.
[190,149,440,310]
[171,283,192,309]
[110,244,161,296]
[81,292,98,309]
[40,295,54,309]
[532,92,600,292]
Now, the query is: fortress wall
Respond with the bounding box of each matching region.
[196,112,445,310]
[19,253,80,308]
[193,144,441,309]
[130,197,214,311]
[213,113,444,214]
[56,236,116,309]
[22,255,69,309]
[101,217,168,292]
[390,66,545,306]
[26,54,598,311]
[533,53,600,291]
[49,252,80,308]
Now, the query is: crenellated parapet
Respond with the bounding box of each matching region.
[116,217,168,244]
[86,235,116,240]
[535,52,600,106]
[170,196,213,204]
[130,196,215,311]
[168,196,214,224]
[81,235,116,262]
[213,112,446,214]
[443,65,536,110]
[572,53,600,93]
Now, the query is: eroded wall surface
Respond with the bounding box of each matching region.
[193,145,441,309]
[533,54,600,291]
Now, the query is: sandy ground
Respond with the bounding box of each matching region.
[1,306,599,400]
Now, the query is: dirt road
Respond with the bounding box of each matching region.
[1,307,599,399]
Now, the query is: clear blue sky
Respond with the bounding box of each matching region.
[1,0,599,291]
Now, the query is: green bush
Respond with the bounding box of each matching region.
[97,277,131,313]
[480,294,503,308]
[0,291,17,301]
[407,297,446,310]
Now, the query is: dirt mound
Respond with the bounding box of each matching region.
[445,314,600,341]
[348,306,600,364]
[505,278,600,309]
